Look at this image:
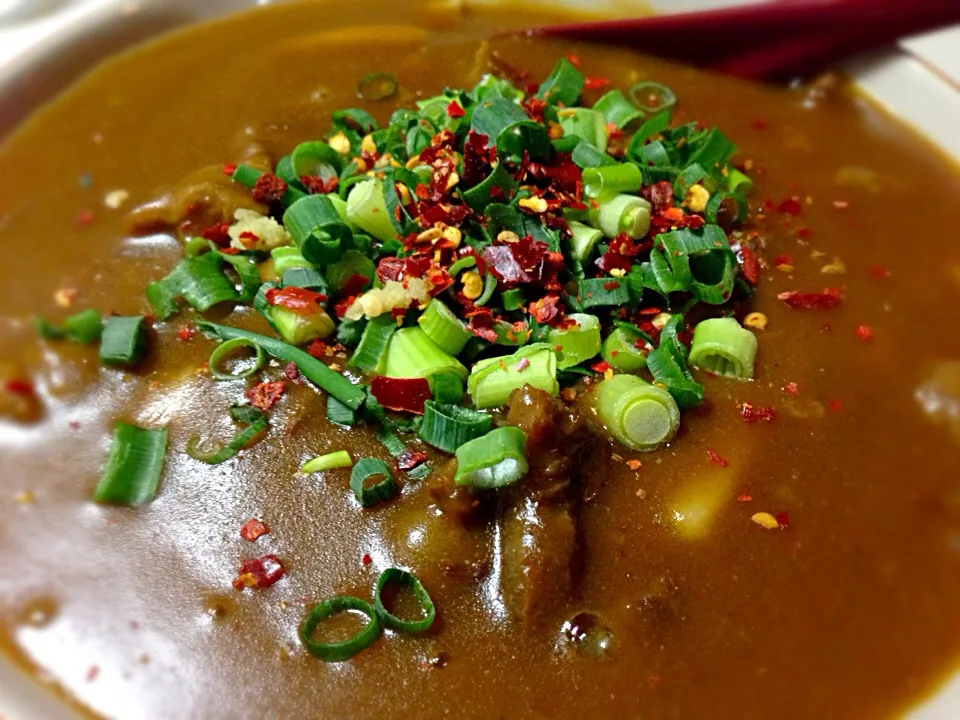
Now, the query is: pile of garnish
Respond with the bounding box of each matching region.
[38,57,762,661]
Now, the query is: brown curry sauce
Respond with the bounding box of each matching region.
[1,2,960,718]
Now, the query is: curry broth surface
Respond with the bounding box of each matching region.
[1,2,960,719]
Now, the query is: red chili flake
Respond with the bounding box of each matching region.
[775,197,803,216]
[773,254,794,268]
[565,53,581,67]
[177,325,195,342]
[69,420,81,430]
[832,200,849,210]
[750,119,767,130]
[340,274,371,298]
[462,130,497,185]
[307,339,327,359]
[737,402,776,424]
[4,378,33,395]
[240,518,270,542]
[446,100,466,118]
[222,162,238,176]
[515,357,530,372]
[707,449,729,468]
[527,293,566,327]
[782,382,799,397]
[397,449,429,471]
[869,265,891,279]
[777,288,841,310]
[265,286,327,315]
[738,246,761,286]
[829,400,844,413]
[232,554,285,590]
[86,665,99,682]
[300,175,330,195]
[591,361,611,374]
[370,376,432,414]
[583,76,611,91]
[466,308,499,343]
[284,362,302,383]
[247,381,286,412]
[361,553,373,566]
[737,494,753,503]
[640,181,675,212]
[775,511,791,528]
[252,172,288,204]
[75,209,95,227]
[626,459,642,471]
[200,222,232,248]
[855,325,874,342]
[797,227,812,238]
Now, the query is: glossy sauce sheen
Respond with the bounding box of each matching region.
[2,2,960,719]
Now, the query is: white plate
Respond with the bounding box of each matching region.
[0,1,957,718]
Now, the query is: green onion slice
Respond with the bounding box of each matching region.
[382,327,468,381]
[350,457,398,508]
[36,308,103,344]
[596,373,680,452]
[688,317,757,379]
[301,450,352,473]
[427,372,464,405]
[186,405,268,465]
[299,596,382,662]
[349,315,397,373]
[601,327,648,372]
[629,81,677,113]
[208,338,265,381]
[418,400,492,454]
[454,426,529,489]
[447,256,477,277]
[99,315,147,368]
[568,221,603,264]
[536,57,585,107]
[592,89,645,130]
[645,314,704,410]
[467,345,559,409]
[93,422,168,506]
[357,72,398,102]
[548,313,601,370]
[418,299,471,355]
[590,191,651,239]
[327,395,358,426]
[196,322,366,410]
[373,568,436,634]
[582,163,643,198]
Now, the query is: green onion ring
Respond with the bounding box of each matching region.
[349,457,398,508]
[208,338,265,381]
[357,73,398,102]
[373,568,436,634]
[447,255,477,277]
[475,272,498,307]
[299,596,382,662]
[628,81,677,113]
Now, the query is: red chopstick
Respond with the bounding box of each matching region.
[528,0,960,80]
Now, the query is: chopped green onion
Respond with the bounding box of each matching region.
[725,167,753,196]
[301,450,353,473]
[327,395,357,426]
[418,299,472,355]
[93,422,168,506]
[99,315,147,367]
[627,110,672,161]
[558,108,608,150]
[592,89,644,130]
[475,272,498,307]
[590,192,651,239]
[577,278,632,309]
[357,72,398,102]
[231,163,262,188]
[601,327,648,372]
[291,141,345,181]
[373,568,436,634]
[382,327,468,381]
[299,596,382,662]
[628,81,677,113]
[685,127,736,173]
[595,374,680,452]
[325,250,375,294]
[208,337,265,380]
[582,163,642,198]
[281,266,329,295]
[271,305,336,346]
[501,288,525,312]
[467,345,558,409]
[571,138,617,169]
[349,315,397,372]
[418,401,492,453]
[454,426,528,489]
[645,314,704,410]
[568,221,603,263]
[186,405,268,465]
[448,256,477,277]
[537,57,584,106]
[36,308,103,344]
[146,252,253,320]
[271,246,313,275]
[196,322,366,410]
[345,178,397,242]
[350,457,398,508]
[689,317,757,379]
[644,225,736,304]
[427,372,464,404]
[462,162,518,212]
[283,195,348,266]
[471,98,530,148]
[183,236,210,257]
[548,313,601,369]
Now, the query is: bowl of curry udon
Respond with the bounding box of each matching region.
[2,1,960,718]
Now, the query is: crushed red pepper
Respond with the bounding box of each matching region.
[265,286,327,315]
[240,518,270,542]
[855,325,874,341]
[778,288,841,310]
[737,402,777,424]
[707,449,729,468]
[247,381,286,412]
[251,173,288,204]
[370,376,431,414]
[232,554,285,590]
[397,449,429,471]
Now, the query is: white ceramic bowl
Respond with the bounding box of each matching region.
[0,1,957,718]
